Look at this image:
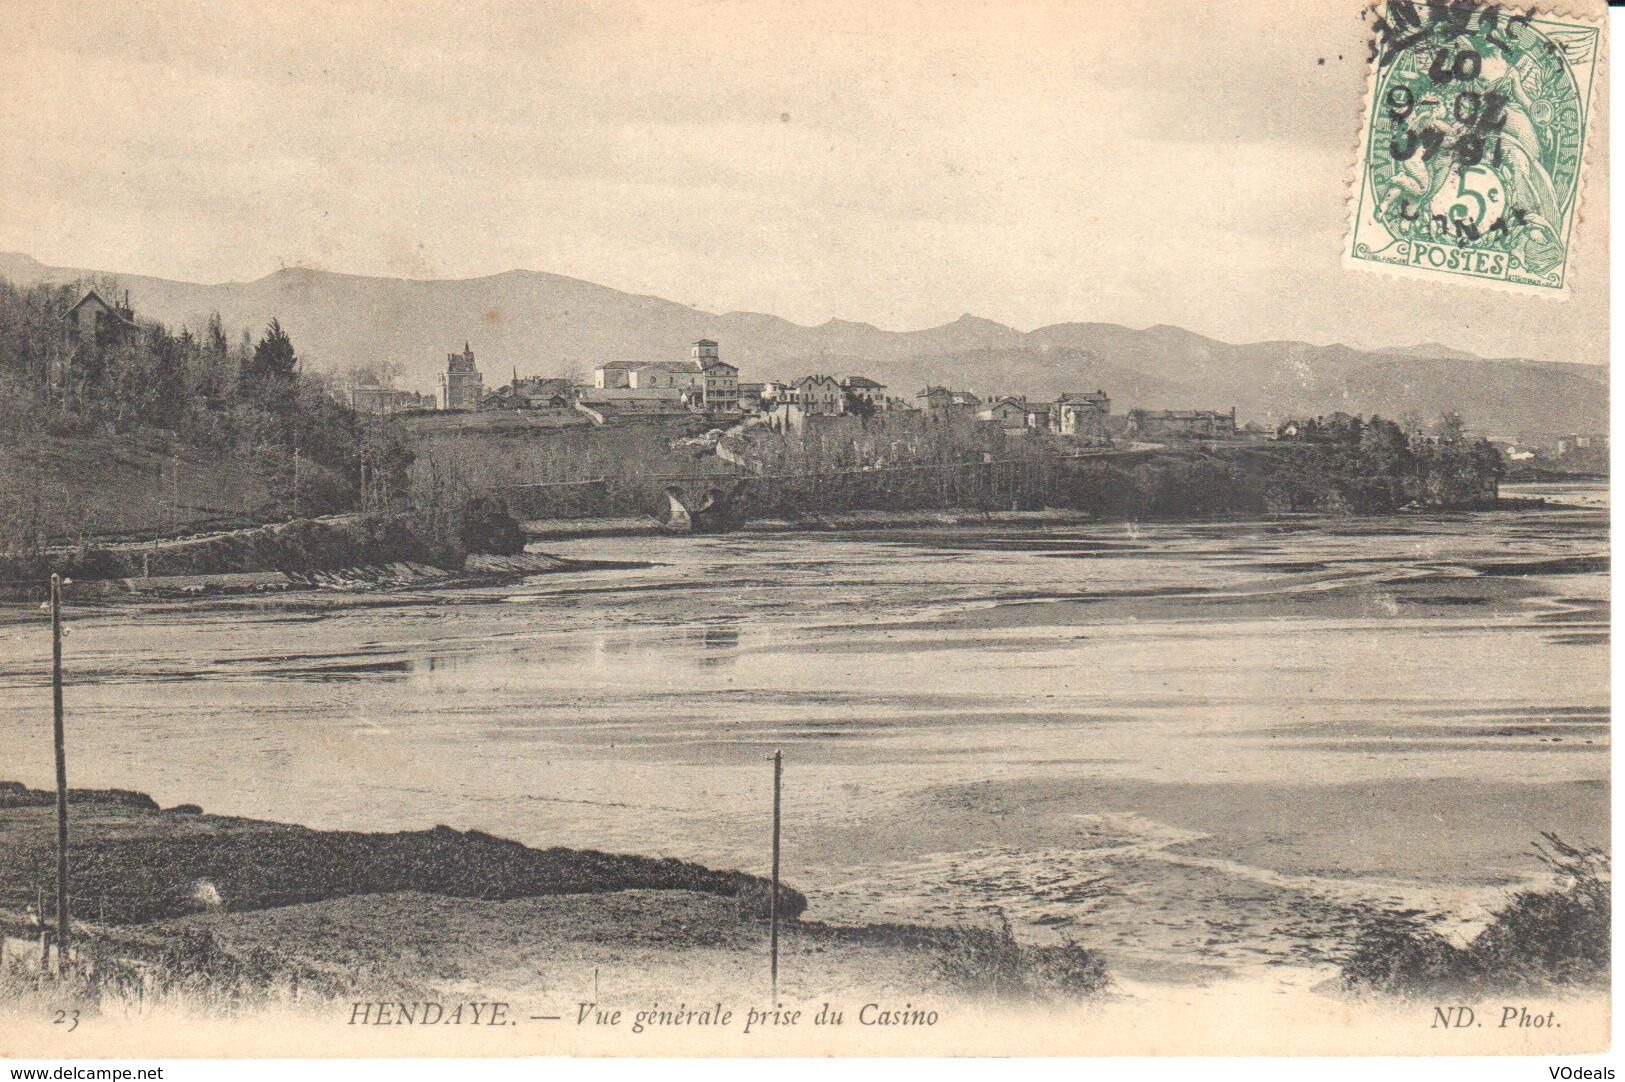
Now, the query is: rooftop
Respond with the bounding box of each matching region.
[63,289,138,326]
[597,360,700,372]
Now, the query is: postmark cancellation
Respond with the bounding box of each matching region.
[1347,0,1603,292]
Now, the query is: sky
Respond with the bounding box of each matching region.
[0,0,1608,363]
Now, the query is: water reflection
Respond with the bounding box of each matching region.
[690,624,740,666]
[0,487,1605,984]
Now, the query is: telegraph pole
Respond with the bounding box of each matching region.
[769,749,782,1001]
[50,573,69,970]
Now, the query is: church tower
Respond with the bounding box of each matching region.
[690,339,719,369]
[440,341,484,410]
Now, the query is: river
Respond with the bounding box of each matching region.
[0,482,1607,986]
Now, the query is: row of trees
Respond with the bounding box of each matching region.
[1266,412,1505,511]
[1045,414,1504,520]
[0,277,487,576]
[733,409,1507,519]
[0,278,418,524]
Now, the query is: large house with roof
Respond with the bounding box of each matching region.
[62,289,138,349]
[594,360,703,393]
[352,386,436,414]
[590,340,741,413]
[790,375,844,415]
[1052,390,1112,440]
[483,376,575,411]
[918,386,981,419]
[840,375,889,410]
[692,341,740,411]
[978,396,1031,435]
[1124,407,1236,440]
[761,374,847,433]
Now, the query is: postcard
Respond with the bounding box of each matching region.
[0,0,1609,1062]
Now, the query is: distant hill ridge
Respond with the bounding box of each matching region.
[0,251,1604,436]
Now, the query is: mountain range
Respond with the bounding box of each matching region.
[0,252,1605,437]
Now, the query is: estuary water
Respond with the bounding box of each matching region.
[0,482,1607,985]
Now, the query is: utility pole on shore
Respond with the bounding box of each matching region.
[769,749,782,1002]
[50,572,69,971]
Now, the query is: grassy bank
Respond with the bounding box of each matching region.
[0,514,459,584]
[0,430,278,544]
[0,783,803,926]
[0,784,1108,1014]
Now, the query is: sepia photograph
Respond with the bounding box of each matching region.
[0,0,1611,1065]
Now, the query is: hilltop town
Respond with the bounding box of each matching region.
[355,328,1598,476]
[357,331,1241,447]
[0,278,1582,579]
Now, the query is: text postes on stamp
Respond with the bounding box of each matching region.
[1348,0,1602,292]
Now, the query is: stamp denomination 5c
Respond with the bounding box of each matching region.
[1348,0,1603,292]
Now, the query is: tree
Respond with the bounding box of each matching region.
[1436,411,1467,445]
[205,312,229,358]
[141,323,187,428]
[1323,412,1363,445]
[843,391,877,420]
[244,319,298,384]
[342,360,402,390]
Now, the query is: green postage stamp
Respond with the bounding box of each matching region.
[1348,0,1603,292]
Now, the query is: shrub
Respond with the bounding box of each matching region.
[1466,834,1609,989]
[0,926,355,1018]
[927,913,1109,1003]
[1340,911,1470,995]
[730,878,809,922]
[458,497,527,555]
[1341,834,1609,997]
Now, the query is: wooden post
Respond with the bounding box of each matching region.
[50,573,69,971]
[769,749,782,1002]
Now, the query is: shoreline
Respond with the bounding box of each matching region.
[0,552,654,605]
[0,783,1110,1013]
[0,779,1604,1044]
[521,495,1578,541]
[0,493,1592,605]
[520,507,1103,540]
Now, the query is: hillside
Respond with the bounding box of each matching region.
[3,430,275,543]
[0,252,1606,436]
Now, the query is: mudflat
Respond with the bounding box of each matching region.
[0,488,1606,999]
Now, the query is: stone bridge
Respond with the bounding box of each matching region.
[651,473,752,532]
